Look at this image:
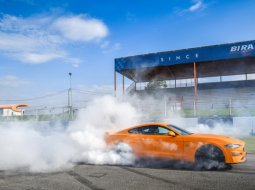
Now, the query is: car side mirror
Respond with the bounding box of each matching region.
[168,131,176,137]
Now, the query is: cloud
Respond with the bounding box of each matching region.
[177,0,206,15]
[101,42,121,54]
[0,14,109,65]
[189,0,205,12]
[20,52,66,64]
[0,32,38,52]
[0,75,30,87]
[100,40,110,49]
[53,15,108,42]
[64,57,82,68]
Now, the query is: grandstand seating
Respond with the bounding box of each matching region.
[132,80,255,117]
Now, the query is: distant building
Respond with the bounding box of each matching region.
[0,104,28,116]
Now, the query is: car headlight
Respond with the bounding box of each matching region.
[225,144,240,148]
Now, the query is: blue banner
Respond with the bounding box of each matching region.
[115,40,255,72]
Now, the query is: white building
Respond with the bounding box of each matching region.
[0,104,28,116]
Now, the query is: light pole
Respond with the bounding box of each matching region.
[68,72,73,120]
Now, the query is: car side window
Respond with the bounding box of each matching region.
[158,127,170,135]
[141,126,170,135]
[128,128,141,134]
[141,126,159,134]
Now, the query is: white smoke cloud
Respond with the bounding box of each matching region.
[0,122,73,171]
[68,95,138,164]
[0,94,252,173]
[0,95,138,172]
[186,123,251,137]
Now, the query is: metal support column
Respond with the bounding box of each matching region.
[68,72,73,120]
[229,98,232,116]
[193,62,198,116]
[122,75,125,95]
[114,71,117,97]
[193,62,198,99]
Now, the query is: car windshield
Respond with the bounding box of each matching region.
[168,124,192,136]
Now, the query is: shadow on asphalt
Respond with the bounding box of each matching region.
[133,158,233,171]
[75,158,233,172]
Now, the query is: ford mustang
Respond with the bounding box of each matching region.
[105,122,247,168]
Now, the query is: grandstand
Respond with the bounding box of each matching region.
[114,40,255,117]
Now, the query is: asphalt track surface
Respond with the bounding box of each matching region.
[0,154,254,190]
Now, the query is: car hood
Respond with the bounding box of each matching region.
[188,133,244,145]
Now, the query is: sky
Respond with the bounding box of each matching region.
[0,0,255,104]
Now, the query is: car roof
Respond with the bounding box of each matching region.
[125,122,168,131]
[114,122,181,135]
[137,122,168,126]
[111,122,171,134]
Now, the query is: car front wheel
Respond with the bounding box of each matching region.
[195,144,227,170]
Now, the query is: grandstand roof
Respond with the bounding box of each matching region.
[115,40,255,82]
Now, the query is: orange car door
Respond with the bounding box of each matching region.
[151,126,184,160]
[125,127,153,157]
[139,126,161,157]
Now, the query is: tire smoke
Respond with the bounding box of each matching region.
[0,95,138,172]
[0,94,251,172]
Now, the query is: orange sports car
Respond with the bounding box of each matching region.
[105,122,247,167]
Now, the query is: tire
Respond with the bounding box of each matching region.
[112,142,135,165]
[113,142,132,154]
[195,144,226,170]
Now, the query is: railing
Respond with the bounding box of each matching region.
[126,82,136,93]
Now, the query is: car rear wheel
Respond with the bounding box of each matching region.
[112,142,135,165]
[113,142,132,154]
[195,144,226,170]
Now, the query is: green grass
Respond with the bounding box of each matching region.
[181,108,255,117]
[241,136,255,154]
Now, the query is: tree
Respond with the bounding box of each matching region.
[145,80,167,90]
